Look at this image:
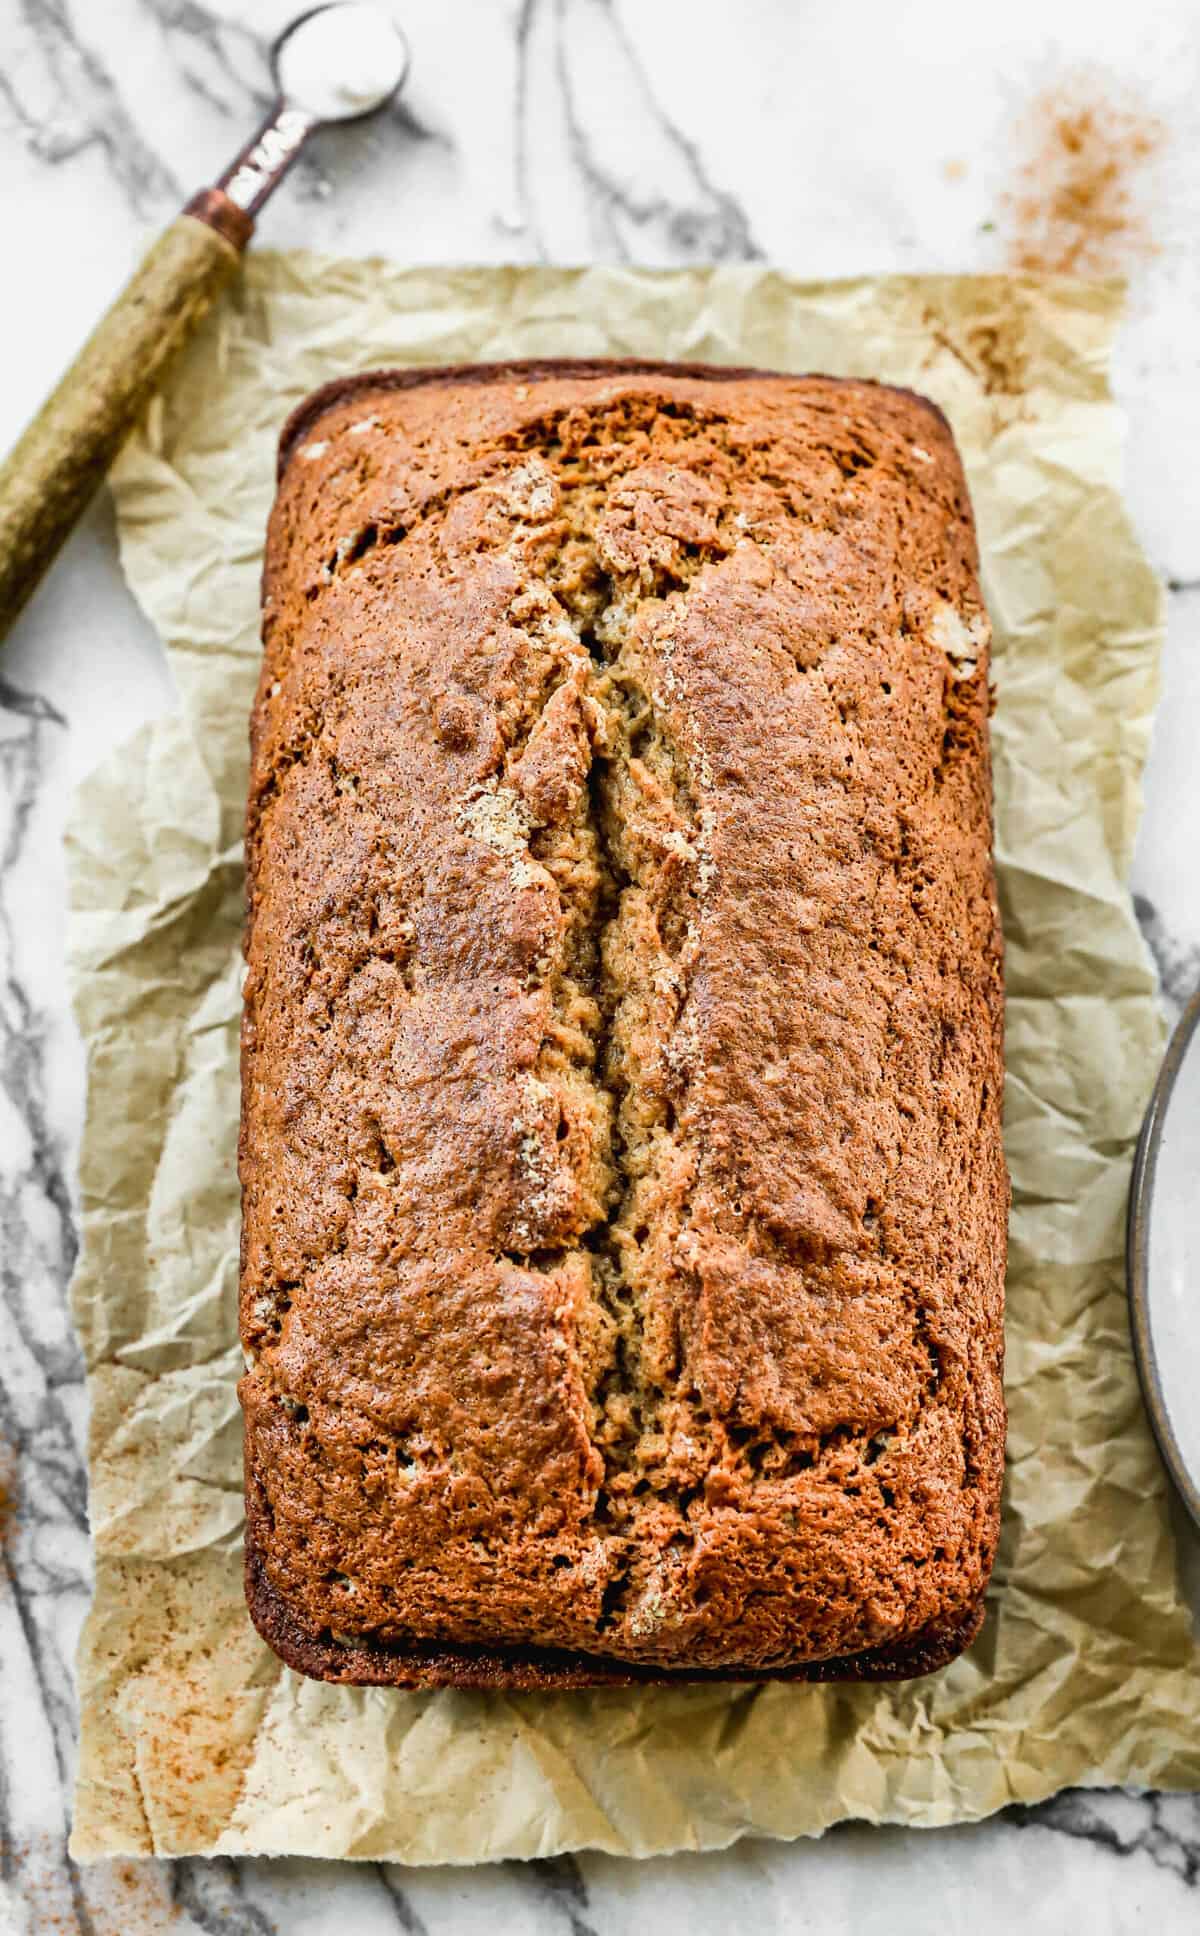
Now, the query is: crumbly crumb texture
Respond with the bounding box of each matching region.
[241,362,1007,1683]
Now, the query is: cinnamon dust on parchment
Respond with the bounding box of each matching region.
[1001,79,1164,275]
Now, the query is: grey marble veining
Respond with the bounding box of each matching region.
[513,0,763,263]
[1,0,1199,1930]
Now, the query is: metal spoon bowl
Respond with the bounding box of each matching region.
[220,5,411,216]
[276,3,411,121]
[0,4,411,636]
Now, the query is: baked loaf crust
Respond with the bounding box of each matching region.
[241,360,1007,1687]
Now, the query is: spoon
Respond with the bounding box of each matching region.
[0,3,410,637]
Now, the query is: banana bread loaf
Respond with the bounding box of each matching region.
[240,360,1007,1687]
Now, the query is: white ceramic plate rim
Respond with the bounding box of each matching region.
[1127,985,1200,1530]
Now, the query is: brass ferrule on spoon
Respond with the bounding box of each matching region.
[0,3,409,638]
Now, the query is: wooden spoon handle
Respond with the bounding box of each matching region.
[0,208,247,637]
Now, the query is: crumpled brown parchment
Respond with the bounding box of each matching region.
[67,260,1200,1863]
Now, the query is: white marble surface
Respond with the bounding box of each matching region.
[1,0,1199,1930]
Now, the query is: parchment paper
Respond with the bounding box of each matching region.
[67,261,1200,1863]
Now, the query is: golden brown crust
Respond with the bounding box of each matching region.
[244,1483,987,1687]
[274,359,957,476]
[241,360,1007,1686]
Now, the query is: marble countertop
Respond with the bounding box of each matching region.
[1,0,1198,1929]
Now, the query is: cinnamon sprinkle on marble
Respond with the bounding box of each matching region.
[1001,77,1163,276]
